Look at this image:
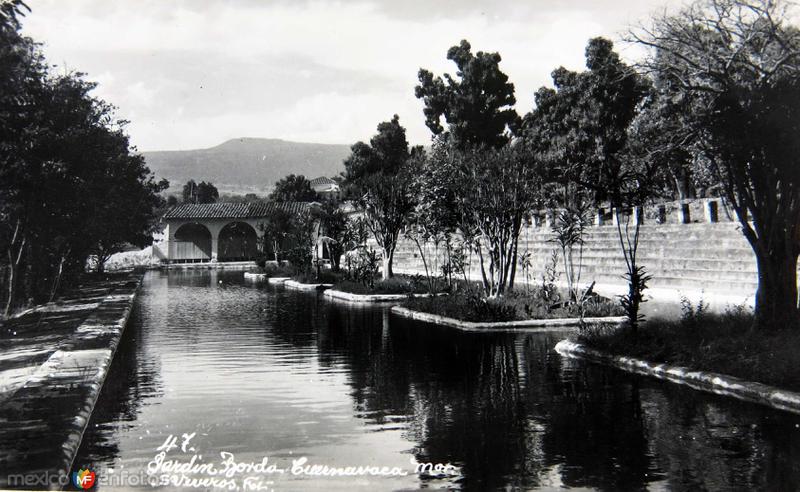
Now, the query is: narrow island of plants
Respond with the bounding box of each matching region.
[402,286,623,323]
[332,275,436,296]
[573,299,800,393]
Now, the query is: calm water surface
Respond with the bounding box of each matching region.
[74,270,800,491]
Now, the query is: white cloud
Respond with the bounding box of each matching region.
[22,0,671,150]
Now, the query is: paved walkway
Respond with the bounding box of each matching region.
[0,274,141,489]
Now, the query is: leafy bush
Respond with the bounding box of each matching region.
[284,246,312,273]
[343,247,380,288]
[292,270,343,284]
[620,265,652,331]
[257,263,294,277]
[334,275,435,295]
[680,294,709,328]
[465,293,521,322]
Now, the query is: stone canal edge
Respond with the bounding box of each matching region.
[0,274,142,487]
[555,340,800,416]
[62,276,141,476]
[391,306,626,332]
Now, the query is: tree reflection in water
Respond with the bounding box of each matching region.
[73,273,800,490]
[321,301,800,490]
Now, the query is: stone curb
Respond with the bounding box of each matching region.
[59,277,142,478]
[243,273,294,284]
[555,340,800,416]
[284,280,333,291]
[62,276,143,474]
[391,306,625,332]
[323,289,441,304]
[243,272,267,281]
[242,274,292,284]
[162,261,254,271]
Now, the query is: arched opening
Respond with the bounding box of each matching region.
[172,223,212,262]
[218,222,259,261]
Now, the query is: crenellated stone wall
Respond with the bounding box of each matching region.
[392,221,760,307]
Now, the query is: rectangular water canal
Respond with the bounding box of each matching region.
[71,270,800,490]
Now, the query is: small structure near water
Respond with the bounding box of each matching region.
[154,201,316,264]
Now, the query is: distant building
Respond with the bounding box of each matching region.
[153,201,318,264]
[310,176,341,201]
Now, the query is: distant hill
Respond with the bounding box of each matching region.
[142,138,351,194]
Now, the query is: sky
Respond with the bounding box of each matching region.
[23,0,673,152]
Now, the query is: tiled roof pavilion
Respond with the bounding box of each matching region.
[163,201,314,220]
[157,201,319,264]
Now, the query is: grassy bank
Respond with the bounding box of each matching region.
[576,304,800,392]
[403,288,624,323]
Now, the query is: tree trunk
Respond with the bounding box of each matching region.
[97,253,109,274]
[412,238,433,293]
[508,233,520,291]
[754,251,800,329]
[386,246,394,278]
[382,251,391,280]
[4,259,16,318]
[476,244,490,295]
[4,225,26,318]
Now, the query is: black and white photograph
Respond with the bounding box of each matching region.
[2,0,800,490]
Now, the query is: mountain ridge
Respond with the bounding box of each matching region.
[142,137,352,194]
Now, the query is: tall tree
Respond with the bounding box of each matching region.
[2,71,166,313]
[522,38,651,206]
[270,174,319,202]
[0,0,46,305]
[313,199,347,271]
[89,149,169,273]
[521,38,654,330]
[623,90,706,201]
[258,207,293,263]
[632,0,800,329]
[426,143,545,297]
[416,40,518,149]
[343,116,416,279]
[1,4,166,314]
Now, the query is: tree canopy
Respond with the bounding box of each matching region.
[343,116,417,278]
[342,115,410,191]
[416,40,518,149]
[632,0,800,329]
[269,174,319,202]
[182,179,219,204]
[1,2,167,314]
[521,37,651,207]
